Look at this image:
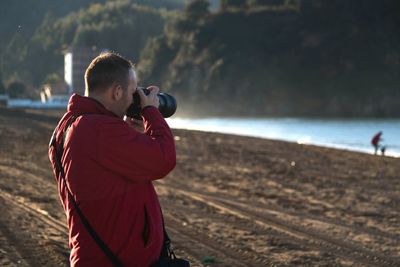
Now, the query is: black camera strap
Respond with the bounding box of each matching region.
[50,115,124,267]
[159,211,176,259]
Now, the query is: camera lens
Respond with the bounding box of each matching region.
[126,87,177,119]
[158,93,177,118]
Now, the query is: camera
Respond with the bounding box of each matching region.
[126,87,177,120]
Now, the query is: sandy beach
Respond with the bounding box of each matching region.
[0,107,399,266]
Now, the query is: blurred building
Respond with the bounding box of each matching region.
[64,47,104,95]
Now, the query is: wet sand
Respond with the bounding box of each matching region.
[0,107,399,266]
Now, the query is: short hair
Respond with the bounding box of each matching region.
[84,52,134,93]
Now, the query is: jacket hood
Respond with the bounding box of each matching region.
[67,93,118,118]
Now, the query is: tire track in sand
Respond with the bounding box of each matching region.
[165,215,257,267]
[0,188,69,267]
[0,187,252,266]
[0,218,31,267]
[158,183,400,267]
[172,183,400,243]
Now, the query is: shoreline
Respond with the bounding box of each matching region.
[3,106,398,157]
[170,127,400,158]
[6,107,400,156]
[167,117,400,158]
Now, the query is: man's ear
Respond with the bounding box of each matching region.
[111,84,123,101]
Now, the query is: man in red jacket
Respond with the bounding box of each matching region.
[48,52,176,266]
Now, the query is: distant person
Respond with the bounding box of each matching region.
[371,131,383,155]
[48,52,182,266]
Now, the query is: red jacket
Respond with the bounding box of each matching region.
[371,132,382,146]
[48,94,176,267]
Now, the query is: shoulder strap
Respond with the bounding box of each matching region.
[159,209,176,259]
[50,115,124,267]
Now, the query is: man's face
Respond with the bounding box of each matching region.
[119,69,137,117]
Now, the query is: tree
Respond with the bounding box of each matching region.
[185,0,210,20]
[6,81,26,98]
[0,71,5,94]
[221,0,247,10]
[43,73,63,85]
[0,79,5,94]
[2,32,28,81]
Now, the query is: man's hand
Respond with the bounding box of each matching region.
[124,116,144,132]
[137,86,159,109]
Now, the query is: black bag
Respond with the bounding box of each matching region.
[151,227,190,267]
[152,257,190,267]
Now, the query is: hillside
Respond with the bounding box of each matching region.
[0,0,181,87]
[138,0,400,117]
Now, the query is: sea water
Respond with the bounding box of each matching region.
[167,117,400,158]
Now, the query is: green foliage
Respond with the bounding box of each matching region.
[137,35,178,85]
[137,0,400,117]
[0,0,104,86]
[0,0,166,87]
[0,0,182,89]
[220,0,247,10]
[2,32,28,82]
[134,0,184,10]
[7,81,26,98]
[0,75,5,94]
[71,2,164,61]
[43,73,64,85]
[185,0,210,20]
[0,0,107,48]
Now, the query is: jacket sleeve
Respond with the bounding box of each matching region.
[96,107,176,182]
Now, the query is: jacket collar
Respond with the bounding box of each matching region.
[67,93,119,118]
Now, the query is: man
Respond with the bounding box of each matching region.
[371,131,382,155]
[48,52,176,266]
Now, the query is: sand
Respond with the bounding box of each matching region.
[0,107,399,266]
